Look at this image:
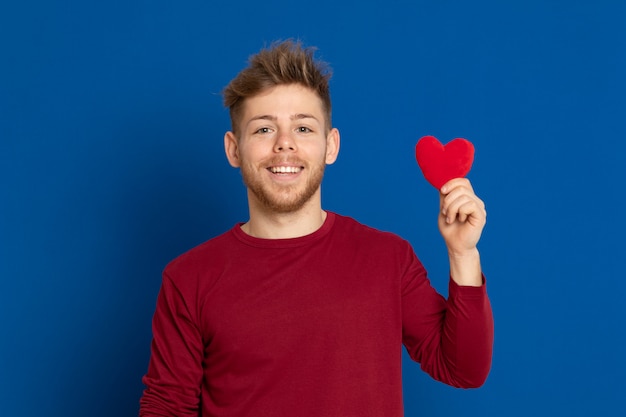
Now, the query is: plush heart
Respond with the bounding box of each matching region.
[415,136,474,190]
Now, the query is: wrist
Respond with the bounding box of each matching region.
[447,247,480,260]
[448,248,482,287]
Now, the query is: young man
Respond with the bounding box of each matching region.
[139,40,493,417]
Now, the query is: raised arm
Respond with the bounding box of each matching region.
[403,178,493,387]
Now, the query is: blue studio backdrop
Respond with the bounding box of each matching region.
[1,1,625,416]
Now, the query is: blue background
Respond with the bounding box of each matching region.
[1,1,625,416]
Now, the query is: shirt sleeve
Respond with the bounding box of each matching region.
[139,271,204,416]
[401,245,494,388]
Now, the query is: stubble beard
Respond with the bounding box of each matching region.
[240,159,326,214]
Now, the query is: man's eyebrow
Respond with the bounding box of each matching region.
[291,113,319,122]
[248,115,277,123]
[246,114,320,124]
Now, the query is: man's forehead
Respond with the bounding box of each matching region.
[241,86,325,120]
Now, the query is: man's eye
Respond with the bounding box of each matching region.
[297,126,312,133]
[255,127,272,134]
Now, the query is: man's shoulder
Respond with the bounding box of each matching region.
[331,212,410,247]
[329,212,420,270]
[164,226,238,275]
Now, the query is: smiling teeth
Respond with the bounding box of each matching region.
[270,166,302,174]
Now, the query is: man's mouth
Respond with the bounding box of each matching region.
[268,166,303,174]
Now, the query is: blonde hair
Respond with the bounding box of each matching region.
[223,40,333,135]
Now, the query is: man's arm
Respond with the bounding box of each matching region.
[438,178,492,386]
[402,178,493,388]
[139,272,203,416]
[401,259,493,388]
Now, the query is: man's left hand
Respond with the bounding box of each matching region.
[438,178,486,256]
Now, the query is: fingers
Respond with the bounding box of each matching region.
[440,179,486,225]
[440,177,474,195]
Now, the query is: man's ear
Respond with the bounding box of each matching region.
[325,128,340,165]
[224,131,241,168]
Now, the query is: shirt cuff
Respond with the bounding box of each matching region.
[449,274,487,298]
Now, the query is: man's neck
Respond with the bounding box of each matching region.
[241,201,327,239]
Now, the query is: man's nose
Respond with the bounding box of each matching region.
[274,130,297,152]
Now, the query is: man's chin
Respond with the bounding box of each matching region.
[249,185,321,214]
[258,195,312,213]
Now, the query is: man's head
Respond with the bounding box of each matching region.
[223,40,333,136]
[222,41,340,216]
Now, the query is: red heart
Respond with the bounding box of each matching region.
[415,136,475,190]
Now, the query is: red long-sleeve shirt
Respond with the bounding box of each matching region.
[140,212,493,416]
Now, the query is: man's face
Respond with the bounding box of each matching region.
[224,84,339,214]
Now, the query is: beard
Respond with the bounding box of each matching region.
[240,158,326,214]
